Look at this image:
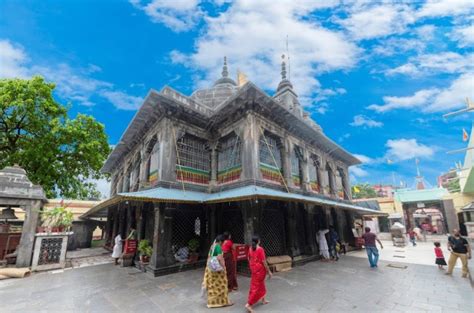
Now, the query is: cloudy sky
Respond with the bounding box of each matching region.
[1,0,473,196]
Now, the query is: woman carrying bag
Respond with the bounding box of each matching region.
[202,234,233,308]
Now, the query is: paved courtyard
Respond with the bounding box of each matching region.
[0,254,472,313]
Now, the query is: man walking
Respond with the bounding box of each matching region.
[445,229,471,278]
[362,227,383,268]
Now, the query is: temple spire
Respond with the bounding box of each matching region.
[281,54,287,80]
[222,56,229,78]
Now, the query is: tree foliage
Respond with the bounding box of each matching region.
[0,76,110,199]
[351,183,377,199]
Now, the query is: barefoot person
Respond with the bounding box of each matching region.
[222,231,238,291]
[111,233,123,265]
[434,242,447,270]
[361,227,383,268]
[203,235,233,308]
[245,235,272,313]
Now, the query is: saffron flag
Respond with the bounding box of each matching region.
[462,128,469,142]
[353,186,360,193]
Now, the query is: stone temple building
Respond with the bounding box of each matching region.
[85,57,381,276]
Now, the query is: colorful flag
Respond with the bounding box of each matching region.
[353,186,360,193]
[463,128,469,142]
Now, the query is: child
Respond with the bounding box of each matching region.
[434,242,447,270]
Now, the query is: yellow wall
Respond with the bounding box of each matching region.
[443,192,474,213]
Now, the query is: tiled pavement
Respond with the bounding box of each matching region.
[0,255,472,313]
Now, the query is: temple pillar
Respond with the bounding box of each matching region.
[241,201,255,245]
[210,143,218,187]
[160,119,178,182]
[149,203,167,269]
[301,148,310,192]
[240,113,259,181]
[282,138,292,188]
[304,204,316,255]
[285,202,298,257]
[16,200,42,267]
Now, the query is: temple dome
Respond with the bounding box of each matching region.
[190,57,238,108]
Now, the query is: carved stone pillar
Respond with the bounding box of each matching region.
[240,113,259,182]
[16,200,42,268]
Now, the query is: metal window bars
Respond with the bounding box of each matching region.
[217,134,242,184]
[176,134,211,185]
[309,154,320,192]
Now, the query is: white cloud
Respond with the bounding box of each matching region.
[0,40,29,78]
[87,177,110,199]
[100,90,143,110]
[386,52,474,76]
[350,115,383,128]
[350,166,369,177]
[130,0,203,32]
[167,0,358,107]
[417,0,474,18]
[338,4,415,40]
[368,73,474,113]
[0,39,142,111]
[452,24,474,47]
[353,154,374,164]
[385,138,434,161]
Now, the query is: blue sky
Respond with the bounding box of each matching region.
[1,0,473,194]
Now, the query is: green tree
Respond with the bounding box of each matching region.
[0,76,110,199]
[351,183,377,199]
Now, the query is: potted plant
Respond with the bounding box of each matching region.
[41,207,74,233]
[187,238,200,264]
[138,239,152,263]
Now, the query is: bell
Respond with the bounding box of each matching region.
[0,207,18,221]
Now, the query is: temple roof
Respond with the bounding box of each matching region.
[102,79,360,173]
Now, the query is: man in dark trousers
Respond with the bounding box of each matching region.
[445,229,471,278]
[361,227,383,268]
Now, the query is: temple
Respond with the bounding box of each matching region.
[84,57,382,276]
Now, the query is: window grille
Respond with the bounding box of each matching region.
[130,161,140,191]
[170,208,206,260]
[259,133,283,184]
[176,134,210,185]
[260,208,286,256]
[217,134,242,184]
[222,208,244,244]
[291,146,303,188]
[309,155,320,193]
[123,168,131,192]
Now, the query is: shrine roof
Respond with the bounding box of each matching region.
[81,185,385,218]
[102,81,360,173]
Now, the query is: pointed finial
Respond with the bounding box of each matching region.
[222,56,229,78]
[281,54,286,80]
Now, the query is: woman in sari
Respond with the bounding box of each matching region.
[222,232,238,291]
[245,235,272,313]
[203,234,233,308]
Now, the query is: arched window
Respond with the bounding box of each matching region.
[123,166,131,192]
[259,131,283,184]
[309,154,321,192]
[145,137,159,185]
[176,134,210,185]
[291,146,303,188]
[217,133,242,184]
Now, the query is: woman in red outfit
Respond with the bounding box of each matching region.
[245,235,272,313]
[222,232,238,291]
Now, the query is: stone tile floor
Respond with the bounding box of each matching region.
[0,255,472,313]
